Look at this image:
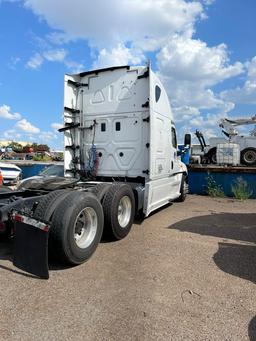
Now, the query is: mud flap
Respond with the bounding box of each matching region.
[12,214,50,279]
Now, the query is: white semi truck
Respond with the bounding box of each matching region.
[0,64,187,279]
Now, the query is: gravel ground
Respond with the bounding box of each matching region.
[0,195,255,341]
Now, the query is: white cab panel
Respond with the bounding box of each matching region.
[81,112,149,177]
[64,66,149,178]
[143,69,182,216]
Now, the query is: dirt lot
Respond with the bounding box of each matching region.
[0,195,255,341]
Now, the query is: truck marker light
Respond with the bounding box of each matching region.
[14,214,24,223]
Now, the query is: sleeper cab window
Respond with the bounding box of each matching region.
[155,85,161,103]
[115,122,121,131]
[101,123,106,132]
[171,127,177,148]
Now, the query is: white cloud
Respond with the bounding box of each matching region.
[153,36,244,140]
[26,52,44,69]
[93,44,145,69]
[190,112,222,127]
[0,104,61,147]
[26,49,67,69]
[15,118,40,134]
[20,0,210,72]
[1,128,58,145]
[43,48,67,62]
[247,56,256,79]
[221,81,256,105]
[23,0,204,49]
[156,36,243,119]
[38,131,57,141]
[3,129,22,140]
[173,106,200,122]
[51,122,62,130]
[157,36,243,87]
[21,0,206,69]
[46,31,70,45]
[26,45,84,72]
[64,60,84,73]
[8,57,21,70]
[220,56,256,105]
[0,104,21,120]
[201,0,215,5]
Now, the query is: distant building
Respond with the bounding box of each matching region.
[0,140,32,148]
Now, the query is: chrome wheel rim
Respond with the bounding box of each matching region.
[117,196,132,228]
[74,207,97,249]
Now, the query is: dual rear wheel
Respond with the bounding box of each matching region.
[102,183,135,240]
[33,183,135,265]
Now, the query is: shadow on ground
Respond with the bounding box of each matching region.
[0,239,38,278]
[169,212,256,340]
[0,237,71,277]
[213,242,256,284]
[169,213,256,243]
[249,316,256,341]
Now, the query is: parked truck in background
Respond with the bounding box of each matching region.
[194,116,256,165]
[0,64,188,278]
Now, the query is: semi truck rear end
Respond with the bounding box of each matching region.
[0,64,188,279]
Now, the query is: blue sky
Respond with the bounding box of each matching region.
[0,0,256,149]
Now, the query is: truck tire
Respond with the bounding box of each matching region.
[49,191,104,265]
[0,188,13,239]
[207,147,217,164]
[102,183,135,240]
[241,148,256,166]
[0,221,12,240]
[176,174,188,202]
[33,189,71,221]
[91,183,111,202]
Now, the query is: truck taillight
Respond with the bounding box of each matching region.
[0,171,3,186]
